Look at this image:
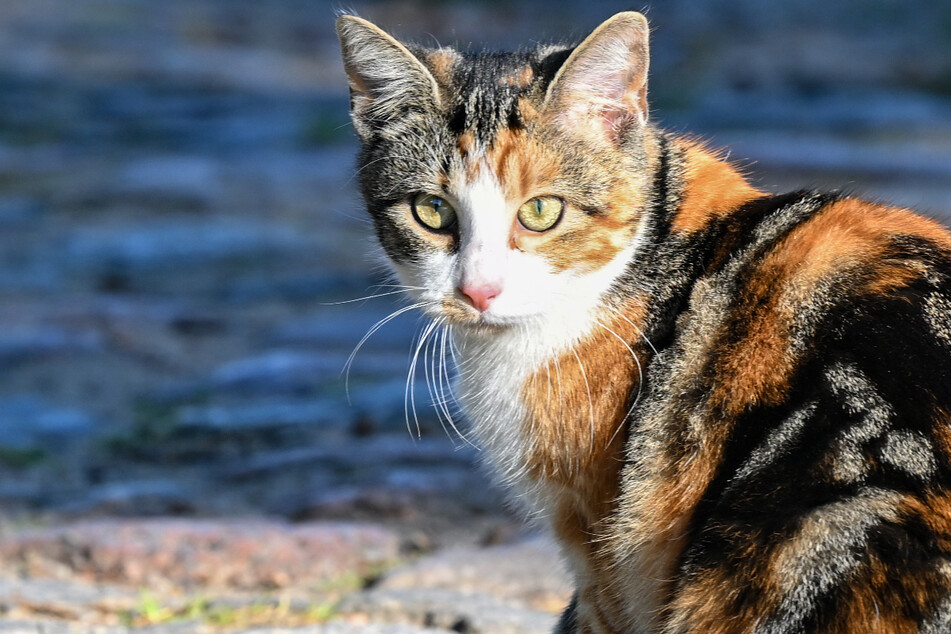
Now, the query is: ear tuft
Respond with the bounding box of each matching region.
[336,15,441,139]
[543,12,650,143]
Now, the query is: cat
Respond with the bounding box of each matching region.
[336,11,951,634]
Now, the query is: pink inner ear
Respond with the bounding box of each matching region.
[544,16,649,144]
[593,96,644,142]
[550,60,647,145]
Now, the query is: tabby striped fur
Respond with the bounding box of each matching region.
[338,11,951,633]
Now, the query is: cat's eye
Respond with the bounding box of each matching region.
[411,193,457,231]
[517,196,564,232]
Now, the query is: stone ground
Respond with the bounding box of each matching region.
[0,0,949,632]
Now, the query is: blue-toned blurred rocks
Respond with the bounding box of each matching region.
[0,1,948,630]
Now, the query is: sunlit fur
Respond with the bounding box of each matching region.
[339,11,951,634]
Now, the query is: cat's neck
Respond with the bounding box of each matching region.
[620,133,766,349]
[455,133,764,531]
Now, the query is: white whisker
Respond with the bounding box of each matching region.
[320,287,424,305]
[552,347,565,427]
[424,318,459,437]
[605,304,659,355]
[405,319,440,439]
[438,325,476,447]
[597,319,644,446]
[344,301,430,402]
[447,325,462,369]
[570,347,596,454]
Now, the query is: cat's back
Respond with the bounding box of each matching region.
[672,190,951,416]
[646,186,951,400]
[615,190,951,633]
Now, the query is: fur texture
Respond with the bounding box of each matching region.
[338,12,951,633]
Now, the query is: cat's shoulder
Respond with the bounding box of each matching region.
[725,190,951,295]
[669,189,951,414]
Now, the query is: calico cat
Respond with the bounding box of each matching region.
[336,11,951,634]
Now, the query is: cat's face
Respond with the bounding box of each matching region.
[338,13,654,332]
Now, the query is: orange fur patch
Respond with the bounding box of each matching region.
[518,96,540,124]
[900,490,951,554]
[932,409,951,466]
[667,538,775,634]
[710,302,794,416]
[781,198,951,293]
[823,556,921,634]
[424,49,457,86]
[500,65,534,88]
[671,142,763,235]
[487,128,633,271]
[485,127,560,203]
[710,196,948,417]
[458,131,476,159]
[674,580,761,633]
[521,296,648,541]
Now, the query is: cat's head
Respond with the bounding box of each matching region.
[337,12,656,333]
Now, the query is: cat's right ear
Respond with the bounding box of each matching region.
[542,12,650,145]
[336,15,441,140]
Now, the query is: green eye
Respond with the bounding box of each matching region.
[411,194,457,231]
[517,196,564,232]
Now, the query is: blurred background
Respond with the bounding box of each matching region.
[0,0,949,630]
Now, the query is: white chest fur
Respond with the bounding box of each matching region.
[450,237,646,515]
[453,327,551,512]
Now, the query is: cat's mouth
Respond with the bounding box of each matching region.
[439,299,537,333]
[465,316,520,332]
[436,298,536,332]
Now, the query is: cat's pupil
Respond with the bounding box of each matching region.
[411,193,457,231]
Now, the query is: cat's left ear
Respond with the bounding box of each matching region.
[336,15,441,140]
[542,12,650,143]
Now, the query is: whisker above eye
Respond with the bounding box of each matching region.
[347,153,434,186]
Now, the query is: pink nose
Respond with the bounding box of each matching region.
[459,283,501,313]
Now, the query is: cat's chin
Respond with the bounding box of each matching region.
[444,312,541,334]
[433,299,522,331]
[458,321,512,337]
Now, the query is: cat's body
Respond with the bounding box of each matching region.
[337,12,951,633]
